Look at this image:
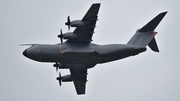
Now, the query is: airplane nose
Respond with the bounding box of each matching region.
[23,49,27,57]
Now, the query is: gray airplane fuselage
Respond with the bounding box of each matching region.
[21,2,167,94]
[23,42,146,69]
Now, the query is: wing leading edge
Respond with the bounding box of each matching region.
[67,3,101,43]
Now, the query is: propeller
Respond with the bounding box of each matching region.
[53,62,59,73]
[65,16,71,30]
[57,29,64,43]
[56,72,62,86]
[56,67,58,72]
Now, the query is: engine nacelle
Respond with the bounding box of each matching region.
[63,32,78,39]
[65,20,85,27]
[61,75,74,82]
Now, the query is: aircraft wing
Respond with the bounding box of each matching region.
[67,3,100,43]
[69,68,88,95]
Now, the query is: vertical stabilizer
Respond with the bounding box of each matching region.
[127,12,167,52]
[138,12,167,32]
[127,31,158,47]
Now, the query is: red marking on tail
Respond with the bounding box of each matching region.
[151,32,157,36]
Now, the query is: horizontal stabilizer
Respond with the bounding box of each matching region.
[148,37,159,52]
[138,12,167,32]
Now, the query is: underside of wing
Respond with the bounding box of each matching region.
[67,3,100,44]
[69,68,88,95]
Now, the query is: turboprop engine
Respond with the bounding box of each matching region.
[57,29,78,43]
[56,73,74,86]
[65,16,85,30]
[63,32,78,39]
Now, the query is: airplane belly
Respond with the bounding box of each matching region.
[37,44,98,68]
[61,51,98,68]
[96,44,146,63]
[97,51,134,63]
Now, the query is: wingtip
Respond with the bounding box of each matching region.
[160,11,168,15]
[163,11,168,13]
[158,11,168,18]
[139,11,168,32]
[93,3,101,5]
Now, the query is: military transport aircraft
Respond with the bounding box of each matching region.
[22,3,167,95]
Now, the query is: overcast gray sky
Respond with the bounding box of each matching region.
[1,0,180,101]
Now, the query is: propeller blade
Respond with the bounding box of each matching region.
[59,72,62,79]
[57,29,64,43]
[68,25,70,31]
[67,16,71,30]
[56,67,58,73]
[58,72,62,86]
[60,29,63,43]
[60,29,63,36]
[60,38,63,43]
[67,16,70,23]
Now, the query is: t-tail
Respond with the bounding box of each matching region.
[127,12,167,52]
